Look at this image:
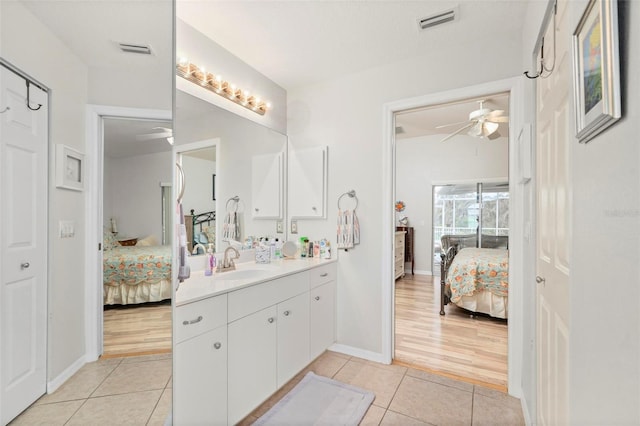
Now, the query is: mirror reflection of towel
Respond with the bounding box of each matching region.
[223,212,240,241]
[336,209,360,249]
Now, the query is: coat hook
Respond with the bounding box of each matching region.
[0,106,9,114]
[26,81,42,111]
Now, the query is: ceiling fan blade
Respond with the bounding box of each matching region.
[486,109,505,118]
[440,122,475,142]
[467,121,483,137]
[152,127,172,132]
[487,131,501,140]
[136,132,172,141]
[435,120,469,129]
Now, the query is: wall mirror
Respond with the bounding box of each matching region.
[174,89,287,256]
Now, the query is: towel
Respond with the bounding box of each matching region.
[336,209,360,249]
[222,211,240,241]
[177,203,190,283]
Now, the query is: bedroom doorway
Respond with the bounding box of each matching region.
[84,105,172,361]
[391,91,511,389]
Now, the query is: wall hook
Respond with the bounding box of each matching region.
[26,80,42,111]
[523,0,557,80]
[0,106,9,114]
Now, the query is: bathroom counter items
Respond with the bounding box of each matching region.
[176,257,338,307]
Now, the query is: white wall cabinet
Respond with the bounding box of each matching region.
[251,152,283,219]
[289,146,327,218]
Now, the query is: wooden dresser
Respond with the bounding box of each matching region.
[394,231,406,280]
[396,226,414,275]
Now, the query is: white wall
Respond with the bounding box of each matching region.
[287,31,523,355]
[104,151,172,242]
[0,1,89,380]
[396,134,508,274]
[181,156,216,216]
[567,0,639,423]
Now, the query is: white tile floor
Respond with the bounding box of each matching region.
[11,351,524,425]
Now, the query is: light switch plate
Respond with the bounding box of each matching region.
[290,220,298,234]
[59,220,75,238]
[276,220,284,233]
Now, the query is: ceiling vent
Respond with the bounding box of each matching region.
[118,42,152,55]
[417,7,457,31]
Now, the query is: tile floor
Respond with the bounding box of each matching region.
[10,350,524,425]
[9,353,172,426]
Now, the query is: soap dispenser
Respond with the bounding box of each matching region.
[205,243,215,276]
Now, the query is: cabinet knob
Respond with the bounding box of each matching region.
[267,317,275,323]
[283,310,291,316]
[213,342,222,350]
[320,272,328,277]
[255,208,260,212]
[312,206,317,211]
[183,315,203,325]
[536,276,546,285]
[21,262,30,270]
[314,296,320,301]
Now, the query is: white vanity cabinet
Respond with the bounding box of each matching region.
[276,292,310,386]
[309,263,337,360]
[174,295,228,425]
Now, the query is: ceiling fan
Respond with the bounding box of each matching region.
[136,127,173,142]
[437,100,508,142]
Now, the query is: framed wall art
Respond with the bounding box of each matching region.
[56,144,84,191]
[572,0,621,143]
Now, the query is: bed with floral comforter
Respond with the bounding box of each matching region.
[442,247,509,319]
[103,236,172,305]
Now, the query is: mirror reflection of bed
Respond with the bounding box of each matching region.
[101,118,173,357]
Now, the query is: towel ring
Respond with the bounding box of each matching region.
[337,190,358,210]
[226,196,240,213]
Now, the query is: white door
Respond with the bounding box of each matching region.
[536,1,571,424]
[0,66,48,424]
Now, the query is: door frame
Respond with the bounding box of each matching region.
[84,105,171,361]
[381,76,528,398]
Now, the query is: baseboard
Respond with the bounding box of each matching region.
[328,343,386,364]
[408,269,431,276]
[47,354,85,394]
[521,396,533,426]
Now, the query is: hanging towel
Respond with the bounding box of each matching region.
[222,211,241,241]
[336,209,360,250]
[177,202,190,283]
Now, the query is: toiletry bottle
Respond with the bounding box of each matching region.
[308,241,314,258]
[313,241,320,257]
[300,237,308,258]
[275,238,282,259]
[205,244,214,276]
[269,238,276,261]
[324,241,331,259]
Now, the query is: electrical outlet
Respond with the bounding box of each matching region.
[276,220,284,233]
[291,220,298,234]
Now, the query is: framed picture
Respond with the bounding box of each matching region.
[56,144,84,191]
[572,0,621,143]
[212,174,216,200]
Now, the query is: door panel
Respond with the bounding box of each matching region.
[1,66,48,424]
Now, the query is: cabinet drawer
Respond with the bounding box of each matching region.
[176,294,227,344]
[309,263,336,289]
[228,272,309,323]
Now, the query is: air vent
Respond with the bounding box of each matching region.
[417,7,457,30]
[118,42,152,55]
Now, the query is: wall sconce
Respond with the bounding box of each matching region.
[176,58,271,116]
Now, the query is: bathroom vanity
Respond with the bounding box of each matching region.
[173,258,337,425]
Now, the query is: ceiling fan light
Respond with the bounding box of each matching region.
[483,121,499,136]
[468,122,483,137]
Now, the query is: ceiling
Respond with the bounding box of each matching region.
[103,118,172,158]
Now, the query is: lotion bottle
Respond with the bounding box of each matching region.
[205,244,215,276]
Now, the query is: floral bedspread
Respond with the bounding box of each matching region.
[104,245,172,285]
[446,248,508,303]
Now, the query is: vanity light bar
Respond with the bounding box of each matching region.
[176,59,271,116]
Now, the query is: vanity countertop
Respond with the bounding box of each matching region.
[176,257,337,306]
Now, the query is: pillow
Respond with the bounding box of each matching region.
[136,235,159,247]
[202,225,216,247]
[103,229,118,251]
[193,232,208,245]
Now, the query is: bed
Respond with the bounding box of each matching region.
[440,235,509,319]
[103,231,173,305]
[185,209,216,254]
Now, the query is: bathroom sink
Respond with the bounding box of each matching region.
[215,264,276,280]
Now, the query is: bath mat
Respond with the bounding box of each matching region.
[254,372,375,425]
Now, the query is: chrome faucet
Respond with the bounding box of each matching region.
[192,243,206,255]
[218,246,240,272]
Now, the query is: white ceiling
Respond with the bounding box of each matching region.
[103,118,172,158]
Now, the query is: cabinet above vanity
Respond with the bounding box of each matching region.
[288,145,328,219]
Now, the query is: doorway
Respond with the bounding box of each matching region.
[85,106,172,361]
[382,77,528,396]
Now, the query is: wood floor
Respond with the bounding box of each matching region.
[102,300,172,357]
[394,274,508,390]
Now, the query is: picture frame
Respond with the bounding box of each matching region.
[56,144,84,191]
[572,0,621,143]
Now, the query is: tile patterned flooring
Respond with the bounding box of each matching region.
[10,350,524,425]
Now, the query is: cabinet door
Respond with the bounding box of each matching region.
[309,281,336,359]
[277,293,310,387]
[289,146,327,218]
[174,327,227,425]
[228,305,277,425]
[251,152,282,219]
